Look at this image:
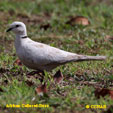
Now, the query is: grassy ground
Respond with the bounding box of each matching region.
[0,0,113,113]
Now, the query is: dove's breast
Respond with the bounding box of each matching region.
[14,39,53,70]
[14,38,38,69]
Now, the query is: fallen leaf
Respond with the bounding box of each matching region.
[53,70,63,84]
[77,40,84,45]
[40,23,51,30]
[14,59,22,66]
[95,88,113,99]
[105,35,113,42]
[66,16,90,26]
[109,90,113,99]
[35,83,47,96]
[0,87,4,92]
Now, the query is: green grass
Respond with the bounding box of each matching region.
[0,0,113,113]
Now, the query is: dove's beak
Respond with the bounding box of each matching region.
[6,27,13,32]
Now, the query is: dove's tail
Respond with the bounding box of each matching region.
[74,55,106,62]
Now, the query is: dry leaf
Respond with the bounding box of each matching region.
[35,83,47,96]
[105,35,113,42]
[14,59,22,66]
[66,16,90,26]
[0,87,4,92]
[95,88,113,99]
[54,70,63,84]
[77,40,84,45]
[109,90,113,99]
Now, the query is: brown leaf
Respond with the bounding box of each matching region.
[66,16,90,26]
[109,90,113,99]
[53,70,63,84]
[13,59,22,66]
[95,88,113,99]
[105,35,113,42]
[35,83,47,96]
[77,40,84,45]
[40,23,51,30]
[0,87,4,92]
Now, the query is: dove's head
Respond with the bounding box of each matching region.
[6,21,27,37]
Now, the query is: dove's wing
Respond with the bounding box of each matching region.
[25,40,76,66]
[21,39,106,65]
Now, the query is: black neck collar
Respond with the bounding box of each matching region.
[21,36,28,38]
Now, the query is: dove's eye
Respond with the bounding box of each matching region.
[16,25,20,27]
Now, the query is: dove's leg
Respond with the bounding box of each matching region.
[36,70,44,82]
[27,70,44,82]
[27,70,44,75]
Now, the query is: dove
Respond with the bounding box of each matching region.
[6,21,106,72]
